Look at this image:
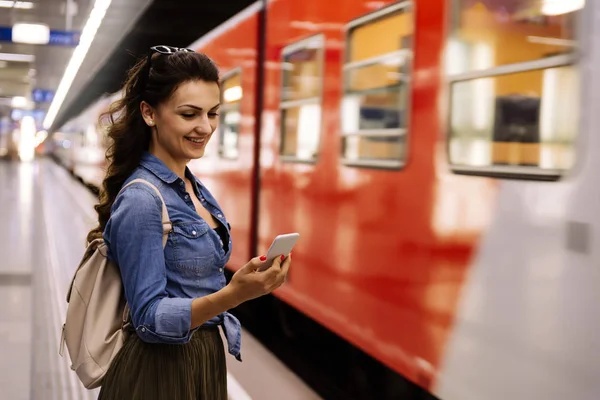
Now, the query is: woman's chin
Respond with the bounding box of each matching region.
[183,147,206,160]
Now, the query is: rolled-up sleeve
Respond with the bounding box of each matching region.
[104,184,193,343]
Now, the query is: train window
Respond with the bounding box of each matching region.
[280,35,324,162]
[341,2,413,168]
[447,0,582,179]
[218,69,242,159]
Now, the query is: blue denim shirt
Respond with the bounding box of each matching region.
[103,152,242,361]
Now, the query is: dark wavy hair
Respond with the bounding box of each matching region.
[87,50,220,243]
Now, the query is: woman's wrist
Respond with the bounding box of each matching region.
[218,284,244,309]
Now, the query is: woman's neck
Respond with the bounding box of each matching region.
[148,145,188,180]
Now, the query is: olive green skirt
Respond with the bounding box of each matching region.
[98,326,227,400]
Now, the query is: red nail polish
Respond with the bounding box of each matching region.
[280,255,285,261]
[260,255,266,261]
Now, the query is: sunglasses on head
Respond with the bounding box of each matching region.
[146,45,194,68]
[141,45,195,90]
[150,45,194,55]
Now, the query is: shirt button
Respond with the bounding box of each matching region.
[192,230,197,236]
[217,214,223,218]
[179,181,184,186]
[185,194,189,199]
[219,268,223,272]
[141,327,146,332]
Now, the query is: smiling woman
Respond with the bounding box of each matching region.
[80,46,291,399]
[87,47,222,243]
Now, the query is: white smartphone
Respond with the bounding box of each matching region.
[258,233,300,271]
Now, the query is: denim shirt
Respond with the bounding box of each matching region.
[103,152,242,361]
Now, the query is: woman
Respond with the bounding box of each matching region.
[86,46,291,399]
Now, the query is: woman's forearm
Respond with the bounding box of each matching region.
[190,285,241,329]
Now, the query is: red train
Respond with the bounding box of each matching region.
[54,0,598,399]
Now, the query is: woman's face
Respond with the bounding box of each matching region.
[142,79,220,162]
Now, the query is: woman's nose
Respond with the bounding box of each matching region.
[194,114,212,134]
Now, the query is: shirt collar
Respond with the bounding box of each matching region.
[139,151,206,189]
[139,151,181,184]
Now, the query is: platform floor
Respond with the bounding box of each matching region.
[0,158,320,400]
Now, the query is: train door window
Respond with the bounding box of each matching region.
[446,0,582,180]
[219,69,242,159]
[341,2,413,169]
[280,35,324,162]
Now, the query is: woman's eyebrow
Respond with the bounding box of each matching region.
[177,103,220,110]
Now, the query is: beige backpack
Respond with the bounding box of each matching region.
[59,179,171,389]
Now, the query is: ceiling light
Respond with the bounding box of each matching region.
[44,0,112,130]
[0,52,34,62]
[12,23,50,45]
[542,0,585,15]
[12,96,27,108]
[0,1,34,9]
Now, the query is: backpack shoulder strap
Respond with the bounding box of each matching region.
[121,178,172,248]
[114,179,173,327]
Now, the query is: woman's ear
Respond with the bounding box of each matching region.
[140,101,156,127]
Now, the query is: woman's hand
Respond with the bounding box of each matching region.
[227,254,291,304]
[190,254,291,328]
